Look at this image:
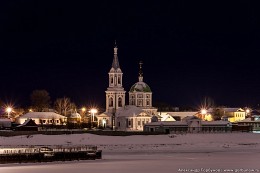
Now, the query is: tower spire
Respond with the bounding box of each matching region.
[112,40,120,69]
[139,61,143,82]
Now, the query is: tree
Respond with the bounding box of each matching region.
[54,97,76,117]
[30,89,51,112]
[212,107,225,120]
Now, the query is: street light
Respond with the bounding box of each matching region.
[6,107,12,118]
[81,107,86,113]
[90,108,97,128]
[201,108,207,120]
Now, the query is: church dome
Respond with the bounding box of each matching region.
[130,81,152,92]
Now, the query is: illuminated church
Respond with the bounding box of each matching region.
[96,42,158,131]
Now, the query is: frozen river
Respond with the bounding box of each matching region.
[1,133,260,173]
[1,151,260,173]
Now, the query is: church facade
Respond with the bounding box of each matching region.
[96,43,158,131]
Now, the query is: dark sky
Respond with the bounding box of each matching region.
[0,1,260,109]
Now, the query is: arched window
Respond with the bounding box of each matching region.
[110,77,113,84]
[118,97,122,107]
[147,100,150,106]
[118,76,121,84]
[109,97,113,107]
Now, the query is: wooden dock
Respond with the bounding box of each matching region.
[0,145,102,164]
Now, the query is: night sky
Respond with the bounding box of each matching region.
[1,1,260,109]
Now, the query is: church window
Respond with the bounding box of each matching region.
[118,97,122,107]
[138,121,141,126]
[146,95,149,98]
[138,100,142,106]
[111,77,113,84]
[109,98,113,107]
[146,100,150,106]
[115,76,117,85]
[118,76,121,84]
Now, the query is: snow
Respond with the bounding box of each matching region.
[1,132,260,173]
[20,112,66,119]
[116,105,145,117]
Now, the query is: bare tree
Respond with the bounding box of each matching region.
[54,98,63,115]
[54,97,76,117]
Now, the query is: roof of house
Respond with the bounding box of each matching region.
[17,119,37,127]
[145,121,187,126]
[201,121,231,125]
[19,112,67,119]
[116,105,150,117]
[208,108,244,113]
[238,118,260,123]
[160,114,176,121]
[161,112,198,119]
[98,112,112,117]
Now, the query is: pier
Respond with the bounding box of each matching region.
[0,145,102,164]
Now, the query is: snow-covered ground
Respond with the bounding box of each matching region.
[1,132,260,173]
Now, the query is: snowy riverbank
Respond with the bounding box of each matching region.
[1,133,260,173]
[1,132,260,153]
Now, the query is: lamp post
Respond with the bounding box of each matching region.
[90,108,97,129]
[6,107,12,119]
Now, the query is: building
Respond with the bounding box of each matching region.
[15,119,38,131]
[97,42,157,131]
[129,61,157,115]
[0,118,12,129]
[17,112,67,126]
[205,108,246,122]
[144,116,232,133]
[237,118,260,131]
[158,112,198,121]
[68,111,81,124]
[97,42,126,129]
[116,105,153,131]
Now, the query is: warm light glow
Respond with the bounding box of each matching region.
[201,109,207,115]
[6,107,12,114]
[29,109,33,112]
[90,108,97,114]
[246,109,250,114]
[82,107,86,112]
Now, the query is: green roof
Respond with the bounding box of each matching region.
[130,82,152,92]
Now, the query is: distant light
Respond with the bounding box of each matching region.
[246,109,250,113]
[201,109,207,115]
[82,107,86,112]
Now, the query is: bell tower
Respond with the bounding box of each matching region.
[105,41,126,113]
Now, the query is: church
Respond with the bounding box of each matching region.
[96,43,158,131]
